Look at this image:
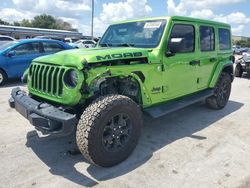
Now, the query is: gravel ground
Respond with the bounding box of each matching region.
[0,76,250,188]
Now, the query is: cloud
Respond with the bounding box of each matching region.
[166,0,250,35]
[190,10,250,25]
[231,25,244,34]
[167,0,186,15]
[11,0,91,19]
[0,0,92,35]
[0,8,35,22]
[94,0,152,36]
[1,0,248,37]
[167,0,244,15]
[0,0,152,36]
[217,12,250,24]
[190,9,215,19]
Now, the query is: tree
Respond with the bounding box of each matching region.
[31,14,77,31]
[19,19,32,27]
[56,18,78,32]
[0,14,77,31]
[13,21,20,26]
[31,14,60,29]
[235,40,250,47]
[0,18,10,25]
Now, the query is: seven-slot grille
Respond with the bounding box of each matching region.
[30,63,65,97]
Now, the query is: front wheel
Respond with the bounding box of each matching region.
[206,72,232,110]
[76,95,142,167]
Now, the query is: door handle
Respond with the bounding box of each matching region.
[189,60,200,66]
[210,57,217,62]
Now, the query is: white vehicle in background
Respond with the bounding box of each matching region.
[233,45,242,54]
[64,37,79,44]
[235,49,250,77]
[242,49,250,61]
[0,35,16,41]
[0,35,16,46]
[73,39,96,48]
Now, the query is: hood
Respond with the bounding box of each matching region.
[33,47,149,70]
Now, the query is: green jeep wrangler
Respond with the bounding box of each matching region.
[9,16,234,167]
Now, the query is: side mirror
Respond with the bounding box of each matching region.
[7,50,16,57]
[166,38,184,57]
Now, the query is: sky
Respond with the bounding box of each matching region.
[0,0,250,37]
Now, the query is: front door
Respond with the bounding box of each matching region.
[162,22,199,100]
[7,42,42,77]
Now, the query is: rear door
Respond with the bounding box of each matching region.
[197,25,217,89]
[41,41,64,55]
[162,22,199,100]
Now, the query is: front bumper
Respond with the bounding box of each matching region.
[9,87,77,136]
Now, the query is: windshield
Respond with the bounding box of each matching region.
[0,41,17,51]
[99,19,166,48]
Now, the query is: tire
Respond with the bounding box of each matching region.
[76,95,143,167]
[234,64,243,77]
[0,69,7,86]
[206,72,231,110]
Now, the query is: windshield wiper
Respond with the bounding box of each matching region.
[116,43,135,47]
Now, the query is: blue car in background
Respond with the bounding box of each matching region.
[0,39,73,86]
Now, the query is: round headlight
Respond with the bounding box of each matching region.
[64,69,78,88]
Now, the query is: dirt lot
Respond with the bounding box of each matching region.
[0,76,250,188]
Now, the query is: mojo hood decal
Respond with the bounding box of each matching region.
[33,47,149,70]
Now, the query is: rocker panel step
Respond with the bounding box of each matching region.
[144,89,214,118]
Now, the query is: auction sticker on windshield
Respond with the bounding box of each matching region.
[144,22,162,29]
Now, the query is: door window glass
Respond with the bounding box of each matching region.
[14,43,38,55]
[42,42,63,53]
[219,28,231,50]
[169,24,195,53]
[31,42,40,53]
[200,26,215,51]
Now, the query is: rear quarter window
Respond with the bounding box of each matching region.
[219,28,231,50]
